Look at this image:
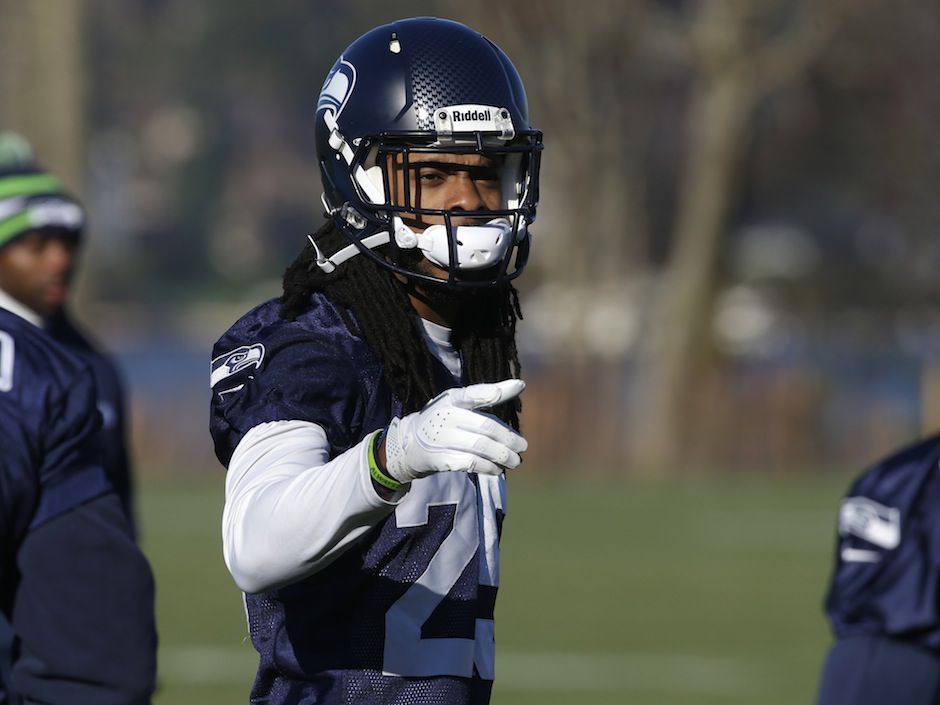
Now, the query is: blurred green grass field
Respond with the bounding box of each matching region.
[139,471,849,705]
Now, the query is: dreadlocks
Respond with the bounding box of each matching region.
[280,221,523,429]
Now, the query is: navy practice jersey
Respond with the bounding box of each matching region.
[0,308,112,552]
[824,433,940,650]
[0,308,158,705]
[46,311,135,525]
[0,309,140,701]
[210,293,505,705]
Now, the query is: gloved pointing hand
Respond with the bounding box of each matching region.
[380,379,527,484]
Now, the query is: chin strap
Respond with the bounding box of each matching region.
[307,232,390,274]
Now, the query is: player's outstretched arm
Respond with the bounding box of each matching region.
[376,379,527,486]
[221,380,526,593]
[222,419,408,593]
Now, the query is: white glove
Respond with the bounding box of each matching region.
[383,379,527,483]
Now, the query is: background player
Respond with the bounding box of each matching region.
[816,433,940,704]
[0,132,137,527]
[210,17,542,705]
[0,132,155,703]
[0,305,156,703]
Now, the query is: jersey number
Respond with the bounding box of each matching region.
[382,473,498,680]
[0,330,14,392]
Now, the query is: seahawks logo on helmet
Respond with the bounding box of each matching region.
[211,343,265,388]
[317,58,356,118]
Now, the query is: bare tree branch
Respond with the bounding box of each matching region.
[748,0,849,98]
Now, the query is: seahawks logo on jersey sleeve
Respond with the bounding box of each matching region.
[211,343,265,393]
[838,496,901,562]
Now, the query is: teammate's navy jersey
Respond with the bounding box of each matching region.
[0,308,157,705]
[824,433,940,650]
[0,308,112,553]
[46,312,135,524]
[210,293,505,705]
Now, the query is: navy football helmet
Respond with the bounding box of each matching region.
[314,17,542,287]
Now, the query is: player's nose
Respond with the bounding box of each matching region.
[42,238,78,277]
[445,174,487,213]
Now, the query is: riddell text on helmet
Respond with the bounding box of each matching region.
[452,109,492,122]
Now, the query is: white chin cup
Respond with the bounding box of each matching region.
[394,217,524,271]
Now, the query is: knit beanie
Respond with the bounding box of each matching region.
[0,132,84,249]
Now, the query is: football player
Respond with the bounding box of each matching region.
[0,306,156,703]
[816,434,940,704]
[0,133,156,705]
[210,17,542,705]
[0,133,137,527]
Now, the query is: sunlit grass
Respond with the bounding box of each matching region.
[139,471,847,705]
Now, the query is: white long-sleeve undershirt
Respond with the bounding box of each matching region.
[222,420,402,593]
[222,318,460,594]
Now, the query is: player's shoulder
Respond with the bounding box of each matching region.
[844,433,940,503]
[46,310,124,381]
[209,293,379,464]
[211,293,370,387]
[46,310,95,351]
[0,308,88,399]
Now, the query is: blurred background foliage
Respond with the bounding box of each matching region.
[2,0,940,475]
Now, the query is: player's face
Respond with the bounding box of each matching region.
[0,230,79,317]
[388,152,502,227]
[388,152,503,280]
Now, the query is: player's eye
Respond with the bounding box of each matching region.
[21,233,46,253]
[474,166,500,182]
[415,168,447,186]
[474,171,500,190]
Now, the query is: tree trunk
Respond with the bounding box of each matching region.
[632,0,757,471]
[633,67,752,470]
[0,0,86,192]
[632,0,849,471]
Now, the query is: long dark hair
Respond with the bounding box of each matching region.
[280,221,523,429]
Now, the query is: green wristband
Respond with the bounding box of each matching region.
[368,430,403,491]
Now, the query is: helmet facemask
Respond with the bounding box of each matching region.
[319,106,542,288]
